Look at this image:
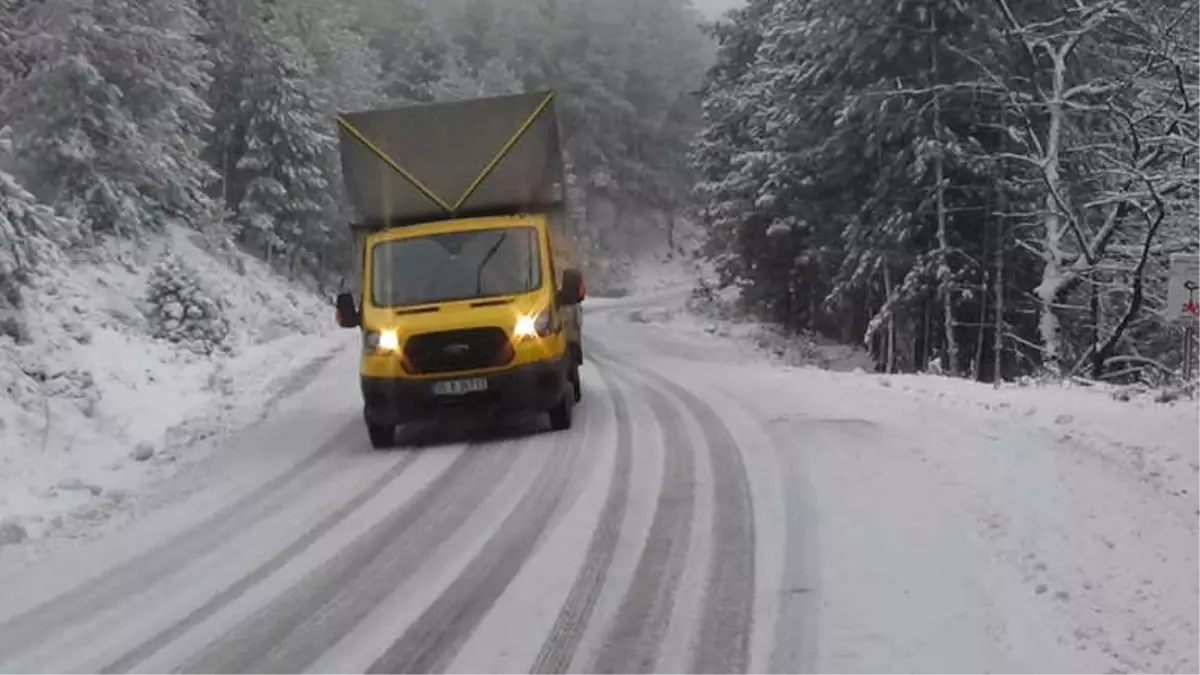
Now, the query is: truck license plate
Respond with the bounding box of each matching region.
[432,377,489,396]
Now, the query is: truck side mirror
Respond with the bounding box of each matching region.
[334,292,361,329]
[558,268,586,306]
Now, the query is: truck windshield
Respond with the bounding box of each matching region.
[371,226,542,308]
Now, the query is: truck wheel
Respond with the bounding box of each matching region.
[366,422,395,449]
[571,364,582,402]
[548,392,574,431]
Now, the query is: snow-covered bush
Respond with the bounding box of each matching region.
[144,253,230,355]
[0,170,70,343]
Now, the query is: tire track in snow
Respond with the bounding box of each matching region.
[97,450,422,673]
[0,419,356,658]
[176,441,512,674]
[592,343,756,674]
[529,361,634,674]
[586,354,697,674]
[655,368,797,674]
[613,359,715,675]
[364,401,603,673]
[715,387,818,675]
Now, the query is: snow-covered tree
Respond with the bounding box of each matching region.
[5,0,216,237]
[5,0,144,236]
[273,0,384,278]
[0,0,19,92]
[690,0,1198,382]
[354,0,460,104]
[8,0,721,290]
[232,8,336,271]
[434,55,523,100]
[280,0,382,114]
[144,251,230,355]
[198,0,340,273]
[0,170,73,343]
[121,0,218,226]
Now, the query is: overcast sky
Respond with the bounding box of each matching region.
[692,0,744,19]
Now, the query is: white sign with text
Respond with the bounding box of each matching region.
[1166,254,1200,323]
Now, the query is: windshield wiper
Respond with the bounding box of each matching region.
[526,229,536,289]
[475,233,508,294]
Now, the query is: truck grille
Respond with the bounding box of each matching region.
[403,327,513,375]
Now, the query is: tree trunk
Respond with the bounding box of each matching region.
[1033,43,1073,375]
[993,214,1006,387]
[974,280,988,381]
[935,153,957,374]
[922,299,932,371]
[1090,274,1103,377]
[931,9,958,375]
[883,262,895,374]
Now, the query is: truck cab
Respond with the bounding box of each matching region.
[330,91,586,448]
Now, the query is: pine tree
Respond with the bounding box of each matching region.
[356,0,459,104]
[0,170,73,342]
[277,0,384,280]
[434,55,522,99]
[122,0,218,226]
[283,0,382,113]
[198,0,252,216]
[233,7,336,271]
[690,0,1195,381]
[689,0,777,289]
[6,0,215,237]
[6,0,145,236]
[145,251,230,355]
[0,0,19,91]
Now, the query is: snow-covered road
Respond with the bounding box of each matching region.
[0,291,1195,673]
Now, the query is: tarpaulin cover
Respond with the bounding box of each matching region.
[335,90,565,230]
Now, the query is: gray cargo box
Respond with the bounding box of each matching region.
[335,90,566,231]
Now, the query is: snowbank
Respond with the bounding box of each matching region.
[753,366,1197,673]
[600,291,1199,673]
[0,225,347,551]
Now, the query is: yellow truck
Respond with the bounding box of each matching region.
[331,91,586,449]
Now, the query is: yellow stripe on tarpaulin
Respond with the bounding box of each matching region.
[451,91,556,212]
[335,115,454,214]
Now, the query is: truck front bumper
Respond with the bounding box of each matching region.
[361,355,570,426]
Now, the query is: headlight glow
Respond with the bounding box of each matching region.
[364,329,401,354]
[378,329,400,352]
[514,315,538,338]
[514,310,553,340]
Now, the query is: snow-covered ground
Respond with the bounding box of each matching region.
[0,225,347,555]
[590,285,1199,673]
[0,247,1194,673]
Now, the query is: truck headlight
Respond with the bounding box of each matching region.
[514,310,552,340]
[364,329,400,354]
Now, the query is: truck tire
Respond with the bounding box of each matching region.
[570,363,582,402]
[366,422,395,449]
[548,392,573,431]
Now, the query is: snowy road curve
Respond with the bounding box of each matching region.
[0,293,804,674]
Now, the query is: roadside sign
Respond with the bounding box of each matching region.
[1166,253,1200,323]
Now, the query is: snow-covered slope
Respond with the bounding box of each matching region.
[0,225,348,550]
